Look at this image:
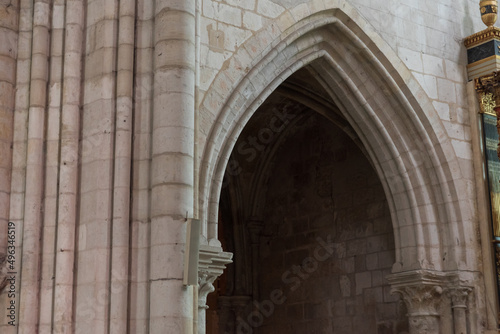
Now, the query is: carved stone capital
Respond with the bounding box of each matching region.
[198,244,232,309]
[390,283,443,334]
[391,284,443,316]
[446,287,472,309]
[387,270,448,315]
[446,286,472,334]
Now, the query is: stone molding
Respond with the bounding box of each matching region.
[464,26,500,48]
[198,244,233,309]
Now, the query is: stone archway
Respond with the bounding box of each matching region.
[197,4,483,334]
[212,67,408,333]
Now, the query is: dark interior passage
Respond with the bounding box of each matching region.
[208,67,408,334]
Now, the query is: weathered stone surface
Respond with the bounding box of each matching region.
[0,0,494,333]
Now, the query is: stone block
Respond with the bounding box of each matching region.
[257,0,285,18]
[398,47,423,72]
[451,139,472,160]
[355,271,372,295]
[437,77,457,103]
[366,253,379,270]
[243,11,263,31]
[414,73,438,99]
[422,53,445,77]
[332,315,352,333]
[305,301,330,319]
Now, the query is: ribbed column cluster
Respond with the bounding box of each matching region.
[1,0,200,332]
[109,0,135,332]
[3,0,86,333]
[19,0,51,332]
[129,0,154,332]
[74,0,118,332]
[53,0,84,332]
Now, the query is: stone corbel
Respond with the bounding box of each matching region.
[198,244,233,309]
[198,272,216,310]
[197,244,232,334]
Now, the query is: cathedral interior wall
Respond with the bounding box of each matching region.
[0,0,497,333]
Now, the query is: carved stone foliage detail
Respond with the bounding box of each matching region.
[391,285,443,316]
[198,244,233,309]
[392,285,443,334]
[446,287,472,308]
[198,272,217,310]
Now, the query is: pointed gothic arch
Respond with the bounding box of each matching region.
[198,4,476,278]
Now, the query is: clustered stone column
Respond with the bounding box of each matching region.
[18,1,51,331]
[108,0,136,331]
[53,1,85,332]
